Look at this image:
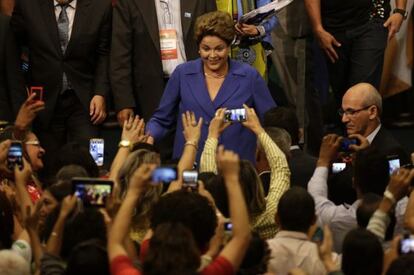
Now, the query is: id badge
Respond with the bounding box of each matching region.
[159,29,178,60]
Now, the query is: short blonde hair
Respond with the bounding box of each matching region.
[194,11,236,45]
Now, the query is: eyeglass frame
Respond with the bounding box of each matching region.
[338,105,373,117]
[25,140,41,146]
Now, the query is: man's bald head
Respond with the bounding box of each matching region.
[344,83,383,115]
[341,83,383,137]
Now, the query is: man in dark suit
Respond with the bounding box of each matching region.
[263,106,317,189]
[111,0,216,125]
[0,13,25,122]
[10,0,111,175]
[329,82,410,204]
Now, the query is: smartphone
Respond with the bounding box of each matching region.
[224,222,233,232]
[72,177,113,207]
[312,227,324,243]
[30,86,44,101]
[332,162,346,174]
[182,170,198,190]
[89,138,104,167]
[224,108,246,122]
[340,138,358,152]
[7,141,24,170]
[399,235,414,255]
[388,156,400,175]
[151,167,177,184]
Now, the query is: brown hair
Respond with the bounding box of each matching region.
[194,11,236,45]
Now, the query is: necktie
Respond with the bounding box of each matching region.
[57,4,70,91]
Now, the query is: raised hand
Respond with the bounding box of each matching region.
[15,93,45,131]
[387,168,414,202]
[241,104,264,135]
[14,158,33,184]
[59,195,78,219]
[122,115,147,144]
[129,163,156,194]
[208,108,230,139]
[317,134,342,167]
[348,134,370,152]
[217,145,240,179]
[182,111,203,144]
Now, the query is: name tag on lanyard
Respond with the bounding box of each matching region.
[159,25,178,60]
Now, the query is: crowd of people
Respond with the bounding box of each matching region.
[1,0,414,274]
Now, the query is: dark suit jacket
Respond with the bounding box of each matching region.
[328,126,410,205]
[146,58,276,162]
[289,148,317,189]
[110,0,216,120]
[0,14,25,121]
[10,0,112,128]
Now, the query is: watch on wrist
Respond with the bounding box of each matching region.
[393,8,408,20]
[118,140,132,150]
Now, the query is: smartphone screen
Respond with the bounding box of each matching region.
[224,108,247,122]
[151,167,177,184]
[89,138,104,167]
[72,177,113,207]
[183,170,198,190]
[332,162,346,174]
[224,222,233,232]
[400,235,414,254]
[7,141,23,170]
[312,227,324,243]
[388,157,400,175]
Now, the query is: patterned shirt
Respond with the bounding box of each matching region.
[200,132,290,239]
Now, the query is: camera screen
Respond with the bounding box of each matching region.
[224,109,246,122]
[183,171,198,183]
[224,222,233,231]
[8,142,23,169]
[388,159,400,175]
[332,162,346,174]
[73,179,112,207]
[152,167,177,183]
[400,237,414,254]
[89,139,104,166]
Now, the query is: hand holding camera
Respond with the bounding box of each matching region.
[318,134,343,167]
[387,168,414,202]
[241,104,264,135]
[15,93,45,133]
[346,134,369,152]
[208,108,231,139]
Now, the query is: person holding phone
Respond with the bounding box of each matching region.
[146,11,276,162]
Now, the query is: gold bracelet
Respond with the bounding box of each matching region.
[185,141,198,150]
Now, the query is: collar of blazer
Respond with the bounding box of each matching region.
[136,0,199,55]
[183,58,248,117]
[40,0,92,56]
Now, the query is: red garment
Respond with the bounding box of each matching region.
[111,255,141,275]
[138,239,234,275]
[26,181,42,203]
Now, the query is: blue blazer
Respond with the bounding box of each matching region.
[146,58,276,162]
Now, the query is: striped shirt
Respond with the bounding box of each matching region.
[200,132,290,239]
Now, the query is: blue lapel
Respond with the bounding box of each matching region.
[184,59,245,117]
[185,59,216,118]
[213,60,243,108]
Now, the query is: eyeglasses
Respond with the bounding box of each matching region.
[25,140,41,146]
[338,106,371,117]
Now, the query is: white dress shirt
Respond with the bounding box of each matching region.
[308,167,360,253]
[54,0,77,40]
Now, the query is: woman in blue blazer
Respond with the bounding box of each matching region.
[146,11,276,162]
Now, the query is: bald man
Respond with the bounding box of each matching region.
[328,83,409,205]
[340,83,407,157]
